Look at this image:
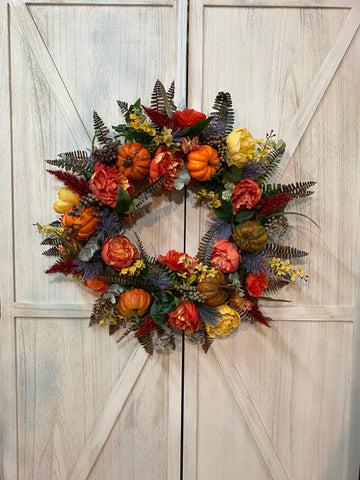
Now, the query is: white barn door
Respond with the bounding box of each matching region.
[186,1,360,480]
[1,0,187,478]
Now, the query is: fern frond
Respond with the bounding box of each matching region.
[93,111,110,146]
[197,225,217,264]
[281,181,316,198]
[42,246,61,257]
[264,274,290,294]
[258,146,285,182]
[117,100,129,118]
[40,236,61,246]
[50,220,62,228]
[208,91,234,135]
[136,331,154,355]
[98,275,146,288]
[134,174,169,208]
[134,232,152,265]
[116,328,132,343]
[264,244,309,259]
[46,151,93,177]
[109,323,120,336]
[150,79,174,117]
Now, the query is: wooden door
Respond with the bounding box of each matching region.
[186,1,360,479]
[1,0,187,478]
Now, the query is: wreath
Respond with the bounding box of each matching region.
[37,80,315,354]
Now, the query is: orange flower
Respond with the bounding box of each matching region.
[167,302,201,334]
[84,277,108,292]
[101,235,139,271]
[173,108,206,128]
[158,250,197,273]
[231,178,262,213]
[149,146,185,191]
[210,239,241,273]
[245,272,268,297]
[90,163,134,208]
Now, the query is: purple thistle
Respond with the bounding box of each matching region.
[95,208,122,242]
[240,159,267,180]
[73,253,104,281]
[146,271,173,291]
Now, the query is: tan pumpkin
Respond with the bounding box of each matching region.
[187,145,221,181]
[233,220,268,252]
[61,205,100,240]
[118,288,151,317]
[116,142,151,180]
[197,271,229,307]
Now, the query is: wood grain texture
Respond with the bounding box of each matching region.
[186,2,360,479]
[0,2,18,479]
[5,1,187,479]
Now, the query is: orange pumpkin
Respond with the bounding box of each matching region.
[116,142,151,180]
[233,220,268,252]
[197,271,229,307]
[187,145,221,181]
[61,205,100,240]
[118,288,151,317]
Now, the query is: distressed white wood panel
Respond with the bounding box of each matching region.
[5,1,187,479]
[10,1,186,304]
[186,3,360,480]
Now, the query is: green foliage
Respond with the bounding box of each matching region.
[212,200,233,222]
[179,117,214,139]
[150,292,177,325]
[258,146,285,183]
[114,188,133,215]
[234,209,255,224]
[222,165,242,183]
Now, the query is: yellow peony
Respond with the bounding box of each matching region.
[206,304,241,338]
[53,187,80,213]
[226,128,256,167]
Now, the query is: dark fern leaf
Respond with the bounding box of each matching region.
[109,323,120,336]
[40,236,61,246]
[186,323,213,353]
[202,330,213,354]
[93,111,110,146]
[42,246,61,257]
[197,226,217,265]
[264,244,309,259]
[264,274,290,294]
[149,79,174,117]
[116,328,132,343]
[134,174,169,208]
[50,220,62,228]
[281,181,317,198]
[134,232,151,264]
[99,275,147,289]
[258,146,285,183]
[117,100,129,118]
[167,81,176,112]
[46,151,93,177]
[208,91,234,135]
[136,331,154,355]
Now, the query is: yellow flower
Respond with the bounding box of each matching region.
[53,187,80,214]
[161,127,173,147]
[276,260,292,276]
[226,128,256,167]
[206,304,241,337]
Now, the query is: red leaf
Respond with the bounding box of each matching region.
[45,258,76,275]
[254,192,293,218]
[47,170,90,197]
[142,106,182,134]
[248,301,271,327]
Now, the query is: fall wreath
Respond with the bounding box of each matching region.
[37,81,315,354]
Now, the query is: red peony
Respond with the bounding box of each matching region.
[210,239,241,273]
[167,302,201,334]
[89,163,134,208]
[245,272,268,297]
[149,146,185,191]
[158,250,197,273]
[173,108,206,128]
[231,178,262,213]
[101,235,139,271]
[84,277,108,292]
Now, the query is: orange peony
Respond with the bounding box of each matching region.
[245,272,268,297]
[101,235,139,271]
[89,163,134,208]
[173,108,206,128]
[167,302,201,334]
[210,239,241,273]
[231,178,262,213]
[84,277,108,292]
[149,146,185,191]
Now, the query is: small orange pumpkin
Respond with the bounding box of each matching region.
[187,145,221,181]
[197,271,229,307]
[61,205,100,240]
[118,288,151,317]
[233,220,268,252]
[116,142,151,180]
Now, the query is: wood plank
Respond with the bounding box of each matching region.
[212,341,290,480]
[203,0,357,6]
[68,346,148,480]
[0,1,18,479]
[10,1,91,146]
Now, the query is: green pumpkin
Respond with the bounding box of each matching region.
[197,271,229,307]
[233,220,268,252]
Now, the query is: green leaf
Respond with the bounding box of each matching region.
[179,117,214,138]
[212,200,233,222]
[222,165,242,182]
[234,209,255,224]
[104,265,117,276]
[114,188,132,215]
[150,292,177,325]
[255,215,267,226]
